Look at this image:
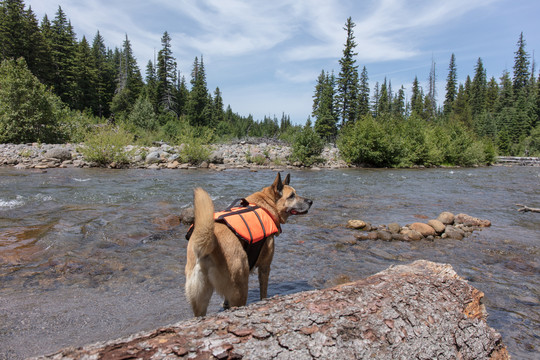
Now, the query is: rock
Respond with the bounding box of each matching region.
[401,228,424,241]
[167,161,179,169]
[376,230,393,241]
[346,220,367,229]
[14,163,28,169]
[145,151,162,164]
[454,213,491,227]
[444,226,465,240]
[437,211,455,225]
[44,147,72,161]
[387,222,401,234]
[427,219,446,234]
[391,233,406,241]
[180,208,195,225]
[409,222,436,237]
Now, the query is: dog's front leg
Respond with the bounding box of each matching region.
[258,266,270,299]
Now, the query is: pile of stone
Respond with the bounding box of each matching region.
[347,212,491,242]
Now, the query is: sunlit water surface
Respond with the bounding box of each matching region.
[0,167,538,359]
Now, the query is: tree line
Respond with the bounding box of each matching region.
[312,17,539,163]
[0,0,296,145]
[1,1,538,166]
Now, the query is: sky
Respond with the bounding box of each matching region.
[25,0,540,124]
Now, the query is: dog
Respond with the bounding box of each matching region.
[185,173,312,317]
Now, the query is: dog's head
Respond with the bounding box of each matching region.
[269,172,313,223]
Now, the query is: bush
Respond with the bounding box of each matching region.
[337,115,402,167]
[0,58,66,143]
[79,125,134,165]
[289,119,325,166]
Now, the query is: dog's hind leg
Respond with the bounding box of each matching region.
[185,264,213,317]
[258,265,270,299]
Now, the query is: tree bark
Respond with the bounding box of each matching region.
[32,260,509,360]
[516,204,540,213]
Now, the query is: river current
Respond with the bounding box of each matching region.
[0,166,538,359]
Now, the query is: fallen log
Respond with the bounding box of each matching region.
[32,260,508,360]
[516,204,540,213]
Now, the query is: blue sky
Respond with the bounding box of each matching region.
[26,0,539,124]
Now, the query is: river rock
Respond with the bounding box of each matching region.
[346,220,367,229]
[427,219,446,234]
[409,222,436,237]
[401,228,423,241]
[387,222,401,234]
[145,151,162,164]
[454,213,491,227]
[180,208,195,225]
[437,211,455,225]
[376,230,393,241]
[45,147,72,161]
[444,226,465,240]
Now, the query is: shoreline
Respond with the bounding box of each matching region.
[0,143,538,170]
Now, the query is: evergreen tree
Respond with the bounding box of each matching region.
[377,78,389,116]
[49,6,78,106]
[313,71,337,141]
[312,70,326,117]
[212,87,225,126]
[336,17,359,126]
[187,56,209,126]
[73,36,98,111]
[92,31,115,117]
[145,60,158,110]
[176,74,189,117]
[157,31,177,115]
[485,77,499,113]
[357,66,370,117]
[425,58,437,119]
[371,81,379,118]
[471,57,487,117]
[111,35,143,116]
[513,32,530,95]
[444,53,457,115]
[452,83,473,128]
[410,76,423,116]
[392,86,406,118]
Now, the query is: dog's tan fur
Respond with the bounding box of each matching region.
[185,173,312,317]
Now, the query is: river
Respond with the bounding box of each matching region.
[0,166,538,359]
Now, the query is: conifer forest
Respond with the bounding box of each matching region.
[1,2,538,167]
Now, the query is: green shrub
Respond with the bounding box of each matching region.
[0,58,66,143]
[79,125,134,165]
[337,115,402,167]
[289,120,325,166]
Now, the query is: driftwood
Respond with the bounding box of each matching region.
[33,260,508,360]
[516,204,540,213]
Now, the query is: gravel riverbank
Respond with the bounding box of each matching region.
[0,142,348,170]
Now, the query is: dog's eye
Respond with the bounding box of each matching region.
[288,193,296,200]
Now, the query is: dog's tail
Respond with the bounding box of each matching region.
[191,187,216,258]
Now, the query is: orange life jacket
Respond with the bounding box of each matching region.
[186,198,281,269]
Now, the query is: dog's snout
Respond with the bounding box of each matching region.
[306,198,313,207]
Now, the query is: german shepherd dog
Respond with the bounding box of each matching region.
[185,173,312,317]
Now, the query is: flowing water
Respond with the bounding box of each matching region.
[0,166,538,359]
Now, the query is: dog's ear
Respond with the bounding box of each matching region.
[272,172,284,195]
[283,173,290,186]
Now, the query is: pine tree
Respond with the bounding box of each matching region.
[377,78,389,116]
[49,6,78,105]
[187,56,209,127]
[485,77,499,113]
[312,70,326,117]
[145,60,158,110]
[111,35,143,116]
[212,87,224,126]
[410,76,423,116]
[336,17,359,126]
[513,32,530,95]
[471,57,487,117]
[313,71,337,141]
[357,66,370,117]
[444,53,457,115]
[73,36,98,111]
[92,31,115,117]
[157,31,177,115]
[425,58,437,120]
[393,86,406,118]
